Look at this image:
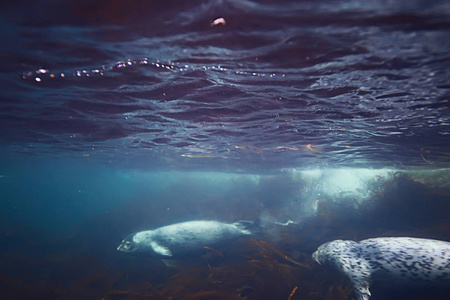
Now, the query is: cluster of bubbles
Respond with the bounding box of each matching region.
[20,58,179,83]
[20,58,286,83]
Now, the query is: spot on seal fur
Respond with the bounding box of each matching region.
[312,237,450,300]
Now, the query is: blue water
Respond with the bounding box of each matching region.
[1,0,449,299]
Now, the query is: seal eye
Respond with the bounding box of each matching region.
[124,241,132,250]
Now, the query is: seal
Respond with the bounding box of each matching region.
[312,237,450,300]
[117,220,257,259]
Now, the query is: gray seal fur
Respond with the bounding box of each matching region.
[312,237,450,300]
[117,220,254,258]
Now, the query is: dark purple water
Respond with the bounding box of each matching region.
[1,0,450,171]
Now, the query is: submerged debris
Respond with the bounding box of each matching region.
[288,286,298,300]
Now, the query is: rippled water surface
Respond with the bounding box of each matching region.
[1,0,450,170]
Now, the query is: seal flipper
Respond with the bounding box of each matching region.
[352,277,371,300]
[150,241,172,256]
[161,259,178,268]
[337,256,372,300]
[233,218,261,235]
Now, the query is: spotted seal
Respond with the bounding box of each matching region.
[117,220,257,258]
[312,237,450,300]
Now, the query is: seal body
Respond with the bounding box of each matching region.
[117,220,254,258]
[312,237,450,300]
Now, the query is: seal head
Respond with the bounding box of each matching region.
[117,230,163,254]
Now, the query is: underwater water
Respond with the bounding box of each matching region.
[1,0,449,299]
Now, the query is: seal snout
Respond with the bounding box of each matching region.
[117,240,126,252]
[312,250,320,264]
